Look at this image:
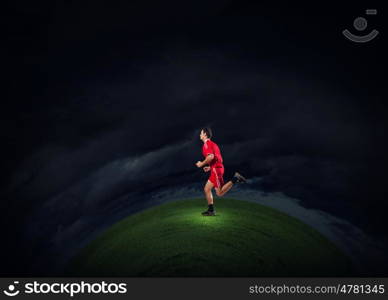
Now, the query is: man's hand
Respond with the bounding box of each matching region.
[196,161,204,168]
[203,166,210,172]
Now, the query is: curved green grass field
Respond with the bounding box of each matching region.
[67,198,353,276]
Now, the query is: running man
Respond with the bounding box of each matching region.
[195,127,247,216]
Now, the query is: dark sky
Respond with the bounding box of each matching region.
[2,0,387,276]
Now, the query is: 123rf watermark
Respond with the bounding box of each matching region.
[2,280,127,297]
[343,9,379,43]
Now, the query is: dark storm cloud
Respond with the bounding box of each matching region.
[8,54,383,197]
[9,53,364,204]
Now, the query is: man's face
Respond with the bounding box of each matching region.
[200,130,207,141]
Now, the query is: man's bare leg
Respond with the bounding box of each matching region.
[202,180,216,215]
[204,180,214,205]
[215,181,233,197]
[215,172,247,197]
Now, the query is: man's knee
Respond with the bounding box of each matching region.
[215,189,223,197]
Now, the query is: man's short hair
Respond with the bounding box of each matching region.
[201,127,213,139]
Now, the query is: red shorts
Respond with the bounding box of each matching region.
[209,165,224,189]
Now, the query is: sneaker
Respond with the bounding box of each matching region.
[201,210,216,216]
[234,172,247,183]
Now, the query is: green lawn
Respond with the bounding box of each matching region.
[67,198,353,276]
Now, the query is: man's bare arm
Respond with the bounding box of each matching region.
[203,154,214,165]
[196,154,214,168]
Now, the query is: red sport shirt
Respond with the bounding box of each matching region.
[202,139,224,188]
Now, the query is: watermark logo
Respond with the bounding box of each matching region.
[2,280,127,297]
[3,281,20,297]
[343,9,379,43]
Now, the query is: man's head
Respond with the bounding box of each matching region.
[200,127,212,142]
